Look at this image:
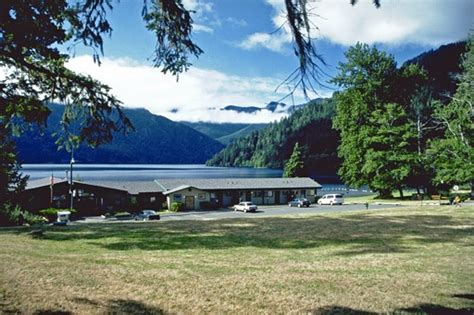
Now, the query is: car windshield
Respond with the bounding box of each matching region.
[143,210,156,215]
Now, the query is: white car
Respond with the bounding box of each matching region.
[317,194,344,205]
[233,202,258,213]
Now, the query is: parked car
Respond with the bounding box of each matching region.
[317,194,344,205]
[233,202,258,213]
[288,198,311,207]
[134,210,160,221]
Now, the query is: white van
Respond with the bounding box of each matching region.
[317,194,344,205]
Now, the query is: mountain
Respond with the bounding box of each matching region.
[219,99,324,115]
[206,98,340,176]
[183,122,267,145]
[403,41,466,100]
[207,42,467,176]
[15,104,224,164]
[222,105,262,114]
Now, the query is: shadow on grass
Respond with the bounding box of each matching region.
[28,298,165,315]
[310,301,474,315]
[1,211,472,255]
[398,302,474,314]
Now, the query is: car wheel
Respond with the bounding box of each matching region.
[297,204,301,208]
[288,203,291,207]
[330,201,334,206]
[244,209,247,213]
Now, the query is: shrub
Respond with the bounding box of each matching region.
[170,202,184,212]
[0,203,24,226]
[39,208,76,222]
[449,193,471,202]
[0,203,46,226]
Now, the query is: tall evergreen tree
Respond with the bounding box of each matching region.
[283,142,305,177]
[429,36,473,188]
[332,44,421,197]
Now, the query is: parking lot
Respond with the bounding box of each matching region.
[76,202,402,224]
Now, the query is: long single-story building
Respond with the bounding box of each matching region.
[20,177,321,214]
[157,178,321,210]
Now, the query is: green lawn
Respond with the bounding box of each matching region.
[1,205,473,314]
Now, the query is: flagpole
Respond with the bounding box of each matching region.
[50,173,54,206]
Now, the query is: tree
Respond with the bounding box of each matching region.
[0,0,201,208]
[362,103,417,198]
[1,0,382,211]
[331,44,421,197]
[283,142,305,177]
[429,36,473,188]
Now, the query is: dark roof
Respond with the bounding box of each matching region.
[86,181,162,194]
[155,177,321,191]
[25,177,67,190]
[25,177,147,194]
[25,177,321,194]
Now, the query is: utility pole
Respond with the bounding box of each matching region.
[70,149,75,211]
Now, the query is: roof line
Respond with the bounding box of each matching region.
[153,179,167,191]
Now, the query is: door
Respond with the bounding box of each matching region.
[185,196,195,210]
[275,191,280,204]
[245,191,251,202]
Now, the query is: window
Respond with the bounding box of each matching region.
[198,193,206,200]
[174,194,182,201]
[266,191,273,197]
[150,196,156,203]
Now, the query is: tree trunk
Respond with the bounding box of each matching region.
[398,188,404,199]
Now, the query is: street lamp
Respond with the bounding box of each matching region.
[70,150,75,211]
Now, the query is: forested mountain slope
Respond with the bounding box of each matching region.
[182,122,267,145]
[15,104,224,164]
[207,41,467,176]
[206,98,340,176]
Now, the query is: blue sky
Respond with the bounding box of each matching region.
[67,0,473,123]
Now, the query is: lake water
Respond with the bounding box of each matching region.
[22,164,283,181]
[21,164,371,195]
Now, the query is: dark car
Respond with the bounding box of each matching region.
[288,198,311,207]
[135,210,160,221]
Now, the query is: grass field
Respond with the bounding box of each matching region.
[1,205,473,314]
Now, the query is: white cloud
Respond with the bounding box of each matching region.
[182,0,213,14]
[194,24,214,33]
[182,0,218,33]
[238,32,291,52]
[226,17,248,27]
[241,0,472,50]
[66,56,315,123]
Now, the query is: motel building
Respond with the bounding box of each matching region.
[20,177,321,214]
[157,178,322,210]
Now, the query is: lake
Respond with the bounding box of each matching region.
[21,164,370,195]
[22,164,283,181]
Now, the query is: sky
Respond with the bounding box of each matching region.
[66,0,473,123]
